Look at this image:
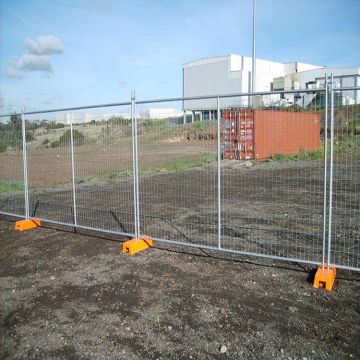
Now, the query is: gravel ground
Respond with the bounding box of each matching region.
[1,217,360,360]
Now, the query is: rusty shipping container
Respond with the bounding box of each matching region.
[222,109,320,160]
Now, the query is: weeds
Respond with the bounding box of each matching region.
[0,181,24,194]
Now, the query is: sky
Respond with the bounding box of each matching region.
[0,0,359,113]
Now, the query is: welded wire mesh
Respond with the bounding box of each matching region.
[0,86,359,271]
[25,112,74,224]
[330,89,360,270]
[220,91,326,263]
[72,105,134,235]
[0,115,25,216]
[136,99,219,247]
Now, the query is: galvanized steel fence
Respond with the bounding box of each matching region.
[0,81,359,272]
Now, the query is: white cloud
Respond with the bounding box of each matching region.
[17,54,53,72]
[25,35,64,55]
[6,54,53,78]
[5,67,25,79]
[6,35,63,79]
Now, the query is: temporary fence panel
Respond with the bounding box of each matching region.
[26,111,75,224]
[136,98,220,248]
[220,92,326,264]
[0,115,25,217]
[72,105,135,236]
[0,85,359,272]
[330,88,360,270]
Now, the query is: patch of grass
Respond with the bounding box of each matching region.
[75,177,95,185]
[271,147,324,163]
[166,153,217,171]
[335,135,360,160]
[0,181,24,194]
[106,170,133,180]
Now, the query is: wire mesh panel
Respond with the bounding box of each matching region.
[72,105,135,235]
[26,112,74,224]
[136,99,219,247]
[0,115,25,216]
[330,89,360,270]
[220,91,326,263]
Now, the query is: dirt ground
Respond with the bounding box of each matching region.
[1,216,360,360]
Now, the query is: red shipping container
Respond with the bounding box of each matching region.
[222,109,320,160]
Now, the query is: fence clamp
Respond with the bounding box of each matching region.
[15,219,41,231]
[313,265,336,291]
[122,236,153,255]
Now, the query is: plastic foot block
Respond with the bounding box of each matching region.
[313,265,336,291]
[122,237,153,255]
[15,219,41,231]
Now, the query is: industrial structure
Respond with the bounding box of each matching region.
[183,54,360,112]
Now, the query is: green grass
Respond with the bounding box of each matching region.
[106,170,133,180]
[335,135,360,160]
[0,181,24,194]
[271,148,324,163]
[166,153,217,171]
[271,134,360,163]
[83,153,218,183]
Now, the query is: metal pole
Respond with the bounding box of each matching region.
[21,109,30,219]
[327,74,335,267]
[217,97,221,249]
[251,0,256,96]
[321,74,328,267]
[131,91,139,238]
[134,94,141,238]
[70,113,77,226]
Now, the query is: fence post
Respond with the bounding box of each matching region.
[134,93,140,238]
[321,74,328,267]
[70,112,78,226]
[327,74,335,267]
[21,109,30,219]
[131,91,139,238]
[217,97,221,249]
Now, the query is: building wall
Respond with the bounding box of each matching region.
[140,108,184,119]
[183,55,359,110]
[183,55,288,110]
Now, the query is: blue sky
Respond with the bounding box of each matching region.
[0,0,359,113]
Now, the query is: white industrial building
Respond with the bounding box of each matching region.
[55,112,132,125]
[183,54,360,111]
[139,108,184,120]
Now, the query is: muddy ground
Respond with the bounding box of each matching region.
[1,216,360,360]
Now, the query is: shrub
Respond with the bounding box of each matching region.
[50,140,60,148]
[0,141,7,153]
[59,129,85,145]
[26,131,35,142]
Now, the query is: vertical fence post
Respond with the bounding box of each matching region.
[21,109,30,219]
[70,112,78,226]
[134,94,141,238]
[131,91,139,238]
[321,74,328,267]
[217,97,221,249]
[327,74,335,267]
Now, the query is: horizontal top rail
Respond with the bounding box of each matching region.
[0,101,132,118]
[1,86,359,118]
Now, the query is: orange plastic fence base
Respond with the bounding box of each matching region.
[15,219,41,231]
[313,266,336,291]
[122,237,153,255]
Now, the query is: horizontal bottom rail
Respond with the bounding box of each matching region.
[2,211,359,272]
